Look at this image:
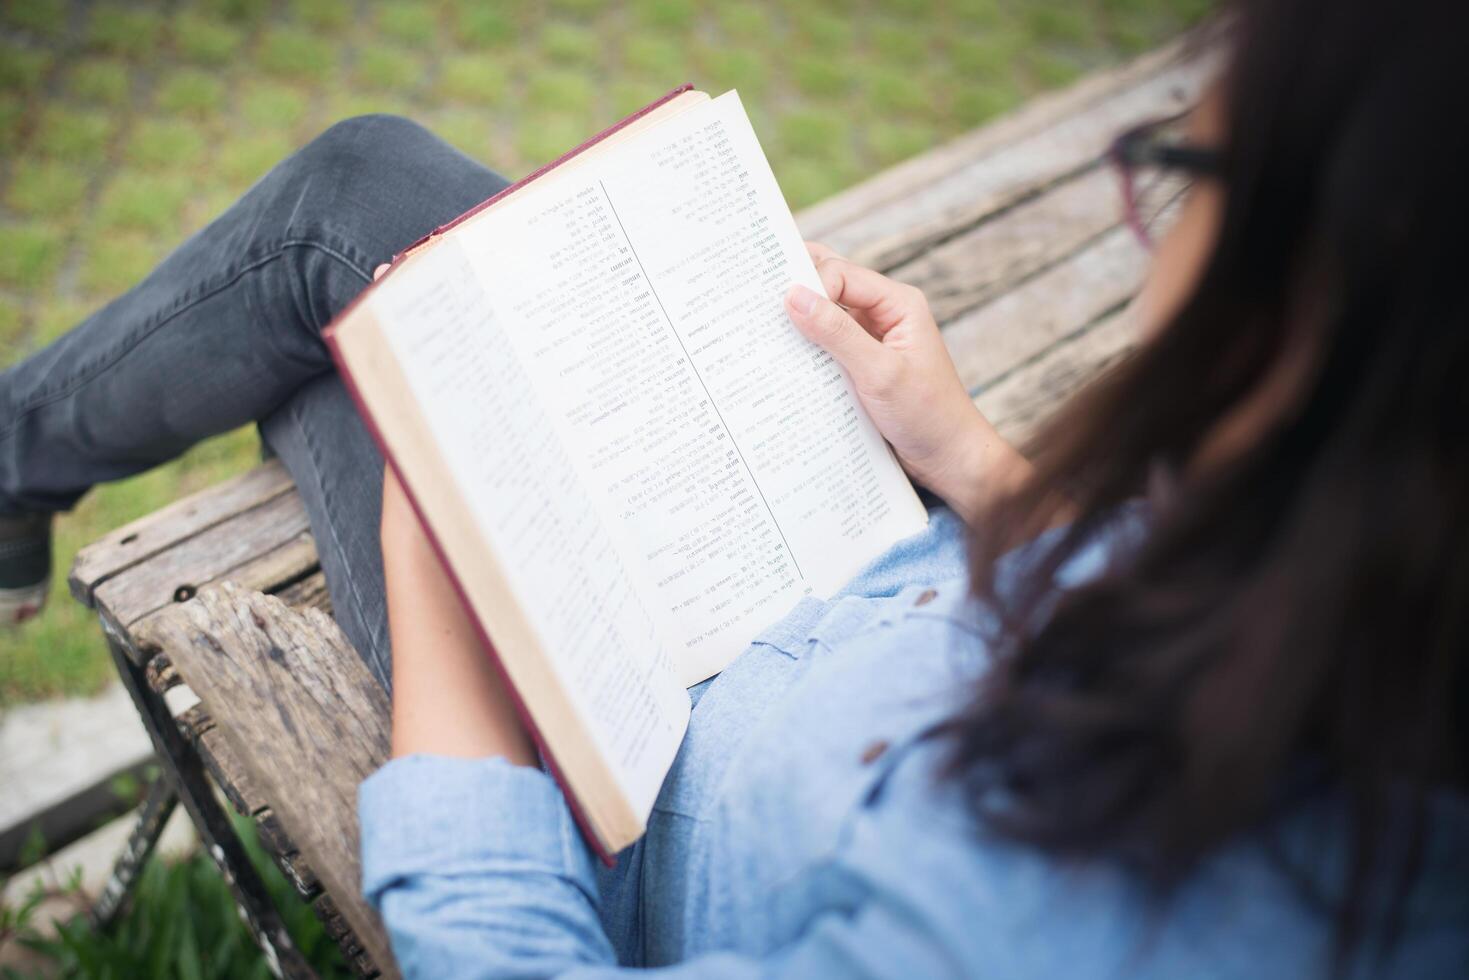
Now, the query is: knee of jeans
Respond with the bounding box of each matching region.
[294,114,436,186]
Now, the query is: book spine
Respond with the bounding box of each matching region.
[321,327,617,868]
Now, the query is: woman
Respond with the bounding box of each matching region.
[4,0,1465,974]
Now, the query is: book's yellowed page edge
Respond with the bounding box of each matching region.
[335,305,647,855]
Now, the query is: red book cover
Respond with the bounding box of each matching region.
[322,85,695,865]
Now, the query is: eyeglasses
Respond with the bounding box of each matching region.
[1108,113,1224,250]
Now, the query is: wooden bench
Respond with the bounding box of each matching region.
[68,38,1214,980]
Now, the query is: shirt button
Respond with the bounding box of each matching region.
[860,739,890,765]
[914,588,938,607]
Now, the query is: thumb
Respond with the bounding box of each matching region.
[785,284,884,377]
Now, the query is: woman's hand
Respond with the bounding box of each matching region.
[784,243,1031,524]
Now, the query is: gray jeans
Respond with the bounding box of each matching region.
[0,115,512,690]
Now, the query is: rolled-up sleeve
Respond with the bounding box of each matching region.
[359,755,972,979]
[359,754,617,977]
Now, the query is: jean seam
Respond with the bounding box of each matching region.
[287,395,386,684]
[0,238,371,442]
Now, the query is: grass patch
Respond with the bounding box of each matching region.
[715,2,771,42]
[66,58,133,107]
[792,57,858,100]
[375,1,441,48]
[155,69,229,119]
[0,296,25,357]
[0,224,66,291]
[0,41,52,93]
[217,132,294,189]
[950,84,1020,127]
[700,48,768,97]
[1,0,69,39]
[776,108,851,163]
[0,96,24,156]
[5,161,91,220]
[95,171,191,236]
[171,12,245,66]
[866,66,932,115]
[125,118,210,171]
[429,108,498,165]
[290,0,354,30]
[436,56,510,106]
[777,156,860,211]
[526,69,596,114]
[258,27,339,82]
[632,0,695,31]
[516,113,593,167]
[200,0,272,23]
[31,108,117,166]
[870,21,929,63]
[239,81,310,130]
[623,35,685,79]
[452,5,516,48]
[355,43,423,92]
[1,808,349,976]
[77,232,164,297]
[791,8,855,48]
[541,23,600,65]
[867,119,938,166]
[86,4,166,60]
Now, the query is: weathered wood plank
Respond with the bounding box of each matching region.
[275,570,331,615]
[893,165,1121,325]
[794,35,1201,242]
[945,226,1146,394]
[93,492,312,629]
[978,309,1139,445]
[138,582,397,979]
[70,460,295,606]
[815,48,1215,271]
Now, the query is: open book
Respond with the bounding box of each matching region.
[324,86,929,860]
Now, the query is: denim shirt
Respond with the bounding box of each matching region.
[358,507,1469,978]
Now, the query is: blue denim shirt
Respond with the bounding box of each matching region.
[359,507,1469,978]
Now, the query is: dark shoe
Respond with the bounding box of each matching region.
[0,512,51,626]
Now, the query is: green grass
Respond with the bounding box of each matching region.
[5,162,91,220]
[156,69,230,119]
[0,224,66,291]
[172,12,246,66]
[436,56,510,106]
[86,4,167,60]
[0,41,52,94]
[355,43,422,92]
[0,0,1211,708]
[0,806,350,976]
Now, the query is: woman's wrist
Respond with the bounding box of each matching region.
[927,415,1032,526]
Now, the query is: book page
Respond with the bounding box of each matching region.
[455,92,928,684]
[368,239,690,817]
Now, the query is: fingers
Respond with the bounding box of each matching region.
[802,242,928,338]
[784,284,888,384]
[813,257,927,333]
[373,263,390,280]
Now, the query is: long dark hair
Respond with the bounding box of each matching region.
[948,0,1468,971]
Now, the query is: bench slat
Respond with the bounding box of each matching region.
[947,225,1145,396]
[137,582,396,978]
[93,492,312,631]
[898,165,1121,326]
[979,309,1137,444]
[69,460,295,606]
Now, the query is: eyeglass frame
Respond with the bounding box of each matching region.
[1107,113,1224,250]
